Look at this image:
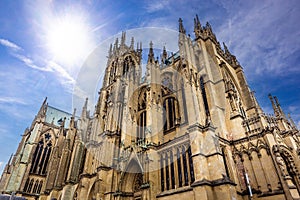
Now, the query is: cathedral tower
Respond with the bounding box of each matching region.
[1,16,300,200]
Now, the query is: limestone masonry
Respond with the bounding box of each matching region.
[1,16,300,200]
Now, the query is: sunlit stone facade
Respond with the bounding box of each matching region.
[1,16,300,200]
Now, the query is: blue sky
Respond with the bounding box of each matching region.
[0,0,299,174]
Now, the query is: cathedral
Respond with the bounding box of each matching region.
[1,16,300,200]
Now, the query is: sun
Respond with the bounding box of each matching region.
[45,13,93,66]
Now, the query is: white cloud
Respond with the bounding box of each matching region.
[0,97,27,105]
[0,38,22,51]
[216,0,300,76]
[46,60,75,85]
[1,38,76,92]
[145,0,171,13]
[13,53,52,72]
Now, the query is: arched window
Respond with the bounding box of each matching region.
[177,148,183,187]
[123,56,131,75]
[32,180,39,193]
[170,152,175,189]
[165,152,170,190]
[40,142,52,175]
[28,179,34,193]
[137,111,146,140]
[37,181,43,194]
[160,154,165,191]
[200,76,210,117]
[182,146,189,186]
[160,146,194,191]
[30,133,52,175]
[163,98,176,131]
[30,141,44,173]
[187,147,195,183]
[23,178,29,192]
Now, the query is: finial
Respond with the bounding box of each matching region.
[108,44,112,56]
[274,96,287,119]
[196,14,201,25]
[223,42,230,55]
[70,108,76,129]
[72,108,76,118]
[162,46,168,61]
[148,41,154,63]
[268,94,280,117]
[84,97,88,109]
[206,21,211,29]
[130,37,134,49]
[179,18,186,34]
[43,97,47,105]
[81,98,89,119]
[194,14,201,30]
[114,38,119,48]
[288,113,297,128]
[121,31,126,46]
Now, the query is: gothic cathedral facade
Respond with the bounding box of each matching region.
[1,16,300,200]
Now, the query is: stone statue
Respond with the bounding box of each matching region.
[275,153,288,177]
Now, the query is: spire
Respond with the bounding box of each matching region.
[70,108,76,129]
[147,41,154,63]
[161,46,168,64]
[194,15,201,29]
[113,38,119,54]
[288,113,297,129]
[37,97,48,119]
[130,37,134,49]
[204,21,217,43]
[274,96,287,119]
[136,41,142,59]
[121,31,126,46]
[194,14,202,38]
[81,97,89,119]
[268,94,280,117]
[206,21,212,30]
[178,18,186,34]
[108,44,112,57]
[223,42,230,54]
[163,46,167,58]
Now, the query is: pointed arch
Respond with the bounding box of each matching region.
[274,145,300,192]
[23,178,30,192]
[118,159,144,196]
[28,179,34,193]
[163,97,176,131]
[37,180,43,194]
[32,180,39,193]
[123,55,137,76]
[30,132,53,175]
[87,181,98,200]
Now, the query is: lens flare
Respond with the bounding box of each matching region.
[45,13,93,66]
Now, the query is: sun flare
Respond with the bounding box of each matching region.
[45,13,93,66]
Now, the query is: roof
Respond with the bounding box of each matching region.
[45,105,73,128]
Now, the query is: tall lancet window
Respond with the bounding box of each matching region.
[137,88,147,141]
[123,56,133,75]
[109,60,117,84]
[30,133,52,175]
[200,76,210,117]
[163,97,176,131]
[137,111,147,140]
